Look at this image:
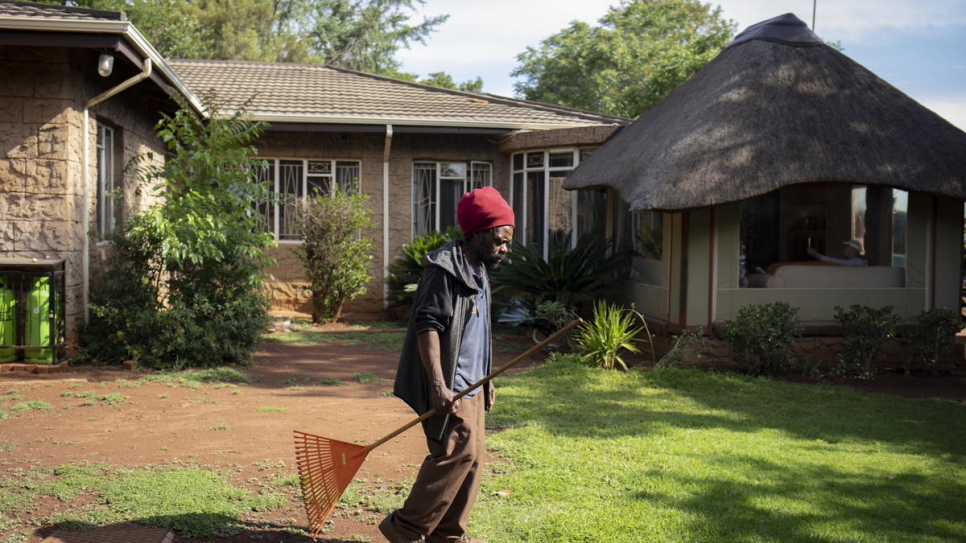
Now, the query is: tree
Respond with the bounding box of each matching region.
[512,0,735,119]
[83,96,276,369]
[293,191,375,323]
[42,0,448,72]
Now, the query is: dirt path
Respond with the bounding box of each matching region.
[0,326,539,543]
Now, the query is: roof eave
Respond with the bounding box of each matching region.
[232,113,613,131]
[0,16,204,115]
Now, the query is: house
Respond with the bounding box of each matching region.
[565,14,966,333]
[0,0,627,350]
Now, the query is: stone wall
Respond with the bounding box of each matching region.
[0,45,165,349]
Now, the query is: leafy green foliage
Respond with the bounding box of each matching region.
[902,307,962,375]
[512,0,735,118]
[575,301,648,371]
[723,302,804,375]
[834,304,901,379]
[385,227,460,317]
[292,191,374,323]
[491,232,627,312]
[82,96,274,369]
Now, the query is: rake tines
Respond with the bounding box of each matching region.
[293,430,370,538]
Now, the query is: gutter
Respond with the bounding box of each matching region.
[240,114,607,132]
[81,57,153,323]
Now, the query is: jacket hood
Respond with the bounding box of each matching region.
[422,239,479,291]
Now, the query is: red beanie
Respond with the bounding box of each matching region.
[457,187,515,238]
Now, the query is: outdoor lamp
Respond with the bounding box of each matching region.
[97,53,114,77]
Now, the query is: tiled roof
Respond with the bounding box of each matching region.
[167,59,626,129]
[0,0,124,22]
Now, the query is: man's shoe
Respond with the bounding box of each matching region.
[379,513,422,543]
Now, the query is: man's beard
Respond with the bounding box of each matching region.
[481,253,505,269]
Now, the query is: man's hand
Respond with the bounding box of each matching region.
[432,384,459,414]
[486,385,496,413]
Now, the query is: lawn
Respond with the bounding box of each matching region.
[476,354,966,543]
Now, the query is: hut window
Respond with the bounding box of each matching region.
[739,185,908,288]
[510,148,599,260]
[254,158,362,242]
[412,161,492,238]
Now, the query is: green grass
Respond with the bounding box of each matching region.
[476,354,966,543]
[0,463,288,538]
[261,329,405,352]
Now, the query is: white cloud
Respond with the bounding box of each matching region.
[918,96,966,132]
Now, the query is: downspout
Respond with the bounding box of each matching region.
[81,58,153,323]
[383,125,393,307]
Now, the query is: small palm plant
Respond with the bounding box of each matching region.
[575,301,651,371]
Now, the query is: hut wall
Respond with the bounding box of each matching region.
[933,194,963,311]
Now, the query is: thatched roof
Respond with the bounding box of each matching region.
[564,13,966,211]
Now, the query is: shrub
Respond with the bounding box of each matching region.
[575,301,650,371]
[902,307,962,375]
[491,231,627,313]
[385,228,460,318]
[82,96,274,369]
[723,302,803,375]
[293,191,374,323]
[834,304,900,379]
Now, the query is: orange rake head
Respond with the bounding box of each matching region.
[293,430,370,539]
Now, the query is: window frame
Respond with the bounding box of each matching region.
[510,148,598,260]
[256,157,362,242]
[411,160,493,238]
[95,124,116,241]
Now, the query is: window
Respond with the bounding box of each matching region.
[255,158,361,241]
[739,184,908,287]
[510,149,603,258]
[95,124,118,240]
[412,161,492,237]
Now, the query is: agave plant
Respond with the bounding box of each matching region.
[575,300,649,371]
[491,231,627,312]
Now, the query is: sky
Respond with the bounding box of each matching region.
[395,0,966,131]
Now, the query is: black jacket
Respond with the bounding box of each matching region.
[393,240,493,439]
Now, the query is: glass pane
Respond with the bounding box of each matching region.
[413,163,437,237]
[336,161,360,193]
[308,160,332,175]
[632,210,662,259]
[579,148,595,163]
[253,163,274,235]
[512,172,525,242]
[307,176,330,196]
[96,126,114,239]
[470,162,491,190]
[526,151,544,169]
[547,171,572,243]
[278,160,303,241]
[892,189,907,268]
[526,171,545,250]
[548,151,574,169]
[439,178,462,233]
[439,162,466,179]
[513,153,524,171]
[851,186,867,248]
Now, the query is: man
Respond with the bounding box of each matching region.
[381,187,514,543]
[806,239,868,266]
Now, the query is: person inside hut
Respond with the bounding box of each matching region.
[806,240,868,266]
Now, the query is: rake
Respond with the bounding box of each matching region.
[293,318,583,538]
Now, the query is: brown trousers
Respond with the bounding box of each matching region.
[393,392,486,542]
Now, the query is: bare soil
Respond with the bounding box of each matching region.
[1,324,963,543]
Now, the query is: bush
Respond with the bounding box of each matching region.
[834,304,900,379]
[575,301,650,371]
[902,307,962,375]
[293,191,374,323]
[82,96,273,369]
[491,231,627,313]
[723,302,803,375]
[385,228,460,318]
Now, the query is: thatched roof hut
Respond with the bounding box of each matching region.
[565,13,966,211]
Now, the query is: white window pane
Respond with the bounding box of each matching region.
[278,160,303,241]
[470,162,491,190]
[413,163,437,237]
[254,163,274,235]
[439,163,466,179]
[336,161,360,193]
[439,178,462,232]
[548,151,574,169]
[547,171,572,242]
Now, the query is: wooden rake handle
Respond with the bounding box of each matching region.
[367,317,583,451]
